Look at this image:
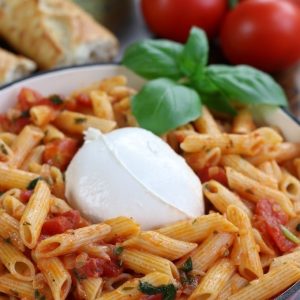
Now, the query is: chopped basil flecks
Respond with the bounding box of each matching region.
[34,289,46,300]
[281,225,300,244]
[74,117,87,124]
[49,95,64,105]
[73,268,87,281]
[0,144,8,155]
[114,246,124,256]
[139,281,176,300]
[180,257,193,273]
[27,177,43,190]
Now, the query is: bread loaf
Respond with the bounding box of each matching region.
[0,48,36,84]
[0,0,119,69]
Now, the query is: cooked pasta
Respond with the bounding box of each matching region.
[0,76,299,299]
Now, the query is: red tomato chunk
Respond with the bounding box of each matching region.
[196,166,228,186]
[254,199,295,252]
[42,210,80,235]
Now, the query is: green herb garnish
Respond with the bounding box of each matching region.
[0,144,8,155]
[49,95,64,105]
[27,177,42,190]
[20,110,30,118]
[281,225,300,244]
[72,268,87,281]
[34,289,46,300]
[180,257,193,273]
[139,281,176,300]
[74,117,87,124]
[296,224,300,232]
[114,246,124,256]
[122,27,287,135]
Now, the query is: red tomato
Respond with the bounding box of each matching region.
[42,210,80,235]
[20,190,33,203]
[254,199,295,252]
[141,0,228,42]
[220,0,300,72]
[43,138,78,171]
[18,88,43,110]
[75,258,122,279]
[196,166,228,185]
[76,93,92,108]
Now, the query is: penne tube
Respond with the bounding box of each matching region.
[232,109,256,134]
[2,195,25,220]
[221,154,278,189]
[226,167,295,217]
[0,238,35,281]
[99,75,127,93]
[37,257,71,300]
[184,147,222,170]
[228,263,300,300]
[120,249,179,279]
[279,168,300,202]
[50,196,71,214]
[104,217,140,242]
[217,273,248,300]
[193,106,221,135]
[270,250,300,269]
[180,131,264,156]
[90,90,114,120]
[254,127,283,145]
[227,205,263,280]
[0,139,13,162]
[252,228,275,256]
[30,105,56,126]
[9,125,44,168]
[189,258,235,300]
[0,133,16,146]
[0,210,24,252]
[43,124,65,143]
[35,223,111,258]
[108,85,136,101]
[80,244,110,260]
[260,254,275,269]
[177,232,234,276]
[203,180,252,217]
[97,272,173,300]
[54,110,116,135]
[82,277,103,300]
[0,273,35,299]
[0,164,38,190]
[122,231,197,260]
[258,160,282,181]
[20,180,51,249]
[157,213,238,243]
[21,145,45,170]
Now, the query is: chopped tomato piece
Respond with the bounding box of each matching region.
[75,257,122,279]
[42,210,80,235]
[43,138,78,171]
[196,166,228,186]
[18,88,43,110]
[20,190,33,203]
[254,199,295,252]
[76,93,92,108]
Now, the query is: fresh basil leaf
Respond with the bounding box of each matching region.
[179,27,208,77]
[122,40,183,79]
[205,65,288,107]
[202,93,237,116]
[132,78,202,135]
[139,281,177,300]
[181,257,193,273]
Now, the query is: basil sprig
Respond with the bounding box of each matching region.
[122,27,287,135]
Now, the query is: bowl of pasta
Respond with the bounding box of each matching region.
[1,60,300,300]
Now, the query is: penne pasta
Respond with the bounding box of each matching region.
[227,205,263,280]
[258,159,282,181]
[35,223,111,258]
[0,238,35,281]
[193,106,221,135]
[270,250,300,269]
[157,213,238,242]
[43,124,65,143]
[2,195,25,220]
[122,231,197,260]
[0,133,16,146]
[232,108,256,134]
[279,168,300,202]
[20,145,45,171]
[37,257,71,300]
[188,258,235,300]
[90,90,114,120]
[203,180,252,217]
[30,105,56,127]
[0,139,13,162]
[54,110,116,135]
[226,167,295,216]
[82,277,103,300]
[177,232,234,276]
[120,249,179,279]
[20,180,51,249]
[228,263,300,300]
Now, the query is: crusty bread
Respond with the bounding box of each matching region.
[0,0,119,69]
[0,48,36,85]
